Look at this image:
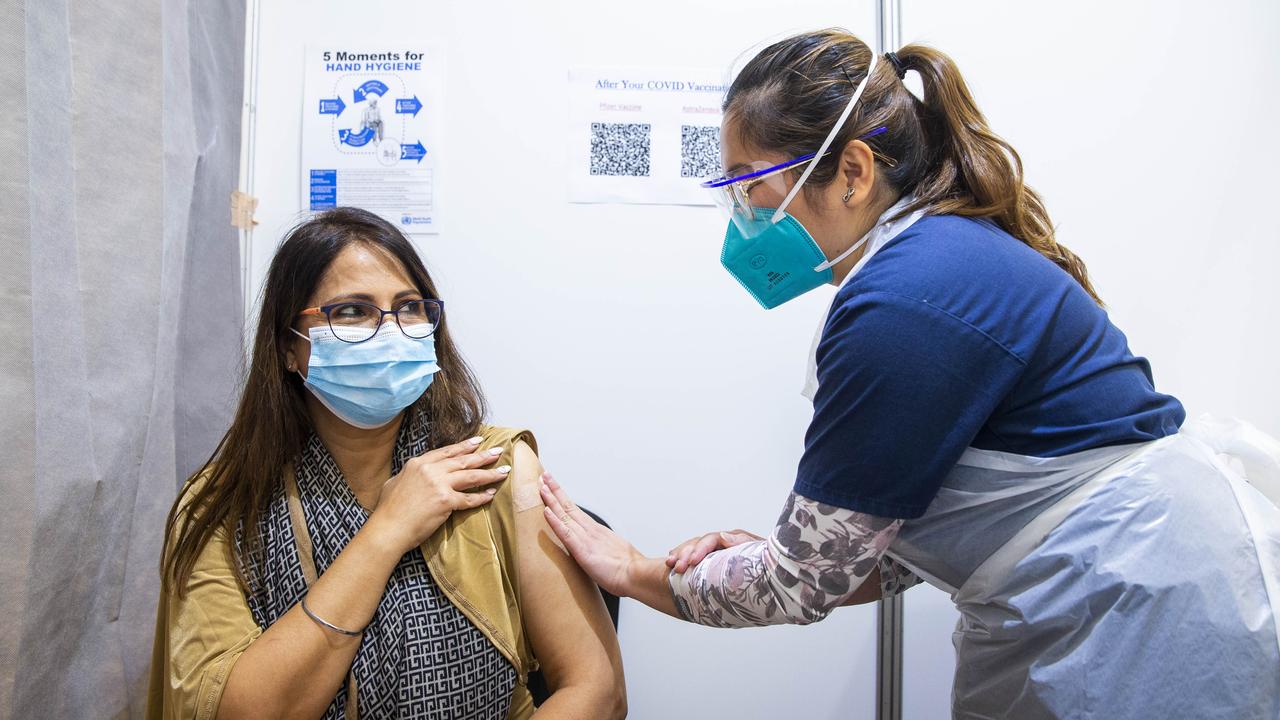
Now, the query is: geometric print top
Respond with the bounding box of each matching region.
[237,412,516,719]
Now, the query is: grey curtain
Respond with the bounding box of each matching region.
[0,0,246,716]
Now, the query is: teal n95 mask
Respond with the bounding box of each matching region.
[291,321,440,429]
[702,53,881,309]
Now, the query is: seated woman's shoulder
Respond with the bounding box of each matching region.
[477,424,537,451]
[175,465,222,516]
[474,425,543,515]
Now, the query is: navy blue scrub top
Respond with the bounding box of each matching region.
[794,215,1185,519]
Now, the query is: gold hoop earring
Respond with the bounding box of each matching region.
[842,186,856,203]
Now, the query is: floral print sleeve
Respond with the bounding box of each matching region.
[668,491,903,628]
[877,554,921,597]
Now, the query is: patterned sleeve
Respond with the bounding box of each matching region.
[877,555,922,597]
[667,491,902,628]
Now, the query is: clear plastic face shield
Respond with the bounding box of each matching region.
[701,53,881,239]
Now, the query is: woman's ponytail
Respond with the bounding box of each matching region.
[726,30,1102,304]
[896,44,1102,303]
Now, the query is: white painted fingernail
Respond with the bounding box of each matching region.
[469,436,484,444]
[489,447,504,456]
[495,465,511,474]
[487,487,498,494]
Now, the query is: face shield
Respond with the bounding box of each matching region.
[701,53,881,239]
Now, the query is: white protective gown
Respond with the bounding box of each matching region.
[805,204,1280,719]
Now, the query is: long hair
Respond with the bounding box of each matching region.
[725,29,1102,303]
[161,207,487,594]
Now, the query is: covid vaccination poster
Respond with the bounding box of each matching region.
[568,66,727,206]
[302,46,442,234]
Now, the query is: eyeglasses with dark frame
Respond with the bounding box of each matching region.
[297,299,443,344]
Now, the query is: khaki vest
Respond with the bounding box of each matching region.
[147,425,539,720]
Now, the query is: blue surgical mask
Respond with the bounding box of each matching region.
[291,322,440,429]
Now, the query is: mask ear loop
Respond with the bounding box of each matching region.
[814,227,873,272]
[289,327,312,377]
[770,52,879,225]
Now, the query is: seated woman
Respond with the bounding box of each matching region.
[147,207,625,719]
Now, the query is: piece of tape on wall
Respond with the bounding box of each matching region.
[230,190,259,229]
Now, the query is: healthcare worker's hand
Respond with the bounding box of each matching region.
[540,471,728,619]
[539,472,644,598]
[665,529,764,573]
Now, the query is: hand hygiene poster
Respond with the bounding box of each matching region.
[568,67,727,206]
[302,47,442,234]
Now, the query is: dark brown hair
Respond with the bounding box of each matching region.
[726,29,1101,303]
[161,207,487,594]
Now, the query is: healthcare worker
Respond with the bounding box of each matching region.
[538,29,1280,719]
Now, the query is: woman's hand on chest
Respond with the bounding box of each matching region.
[364,435,511,556]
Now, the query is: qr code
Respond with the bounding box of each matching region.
[590,122,651,176]
[681,125,721,178]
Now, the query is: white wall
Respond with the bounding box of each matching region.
[246,1,890,719]
[244,1,1280,718]
[898,2,1280,717]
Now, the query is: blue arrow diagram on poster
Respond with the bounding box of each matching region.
[302,46,441,234]
[395,96,422,117]
[319,97,346,115]
[339,127,376,147]
[400,141,426,162]
[353,80,390,102]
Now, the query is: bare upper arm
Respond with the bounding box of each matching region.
[510,441,626,713]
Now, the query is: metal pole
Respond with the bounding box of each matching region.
[876,591,904,720]
[876,0,902,56]
[873,4,905,717]
[237,0,262,342]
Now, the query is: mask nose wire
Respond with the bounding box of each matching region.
[291,310,402,346]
